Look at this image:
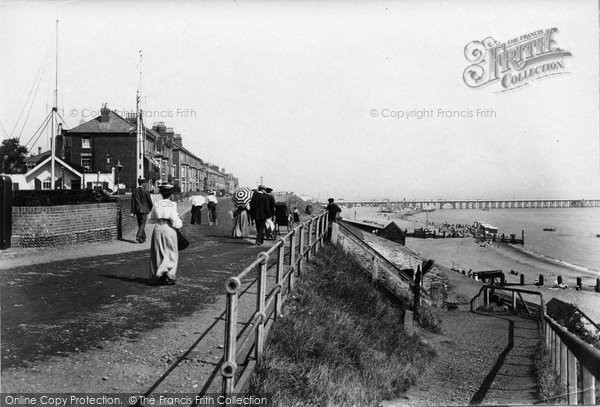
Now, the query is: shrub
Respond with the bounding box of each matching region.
[12,189,118,206]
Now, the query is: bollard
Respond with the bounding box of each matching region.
[520,274,525,286]
[557,276,562,285]
[596,278,600,293]
[539,275,544,286]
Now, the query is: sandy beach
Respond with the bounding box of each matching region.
[343,207,600,324]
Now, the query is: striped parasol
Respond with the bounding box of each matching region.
[232,187,253,207]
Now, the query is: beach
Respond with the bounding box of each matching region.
[343,206,600,324]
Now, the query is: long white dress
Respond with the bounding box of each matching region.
[148,199,183,282]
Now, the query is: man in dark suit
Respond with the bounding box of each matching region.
[131,178,154,243]
[250,185,272,246]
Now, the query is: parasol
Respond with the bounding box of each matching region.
[232,187,253,207]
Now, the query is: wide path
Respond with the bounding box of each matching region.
[1,199,305,395]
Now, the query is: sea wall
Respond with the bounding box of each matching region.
[11,196,136,248]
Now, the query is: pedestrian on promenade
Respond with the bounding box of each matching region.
[250,185,272,246]
[190,193,206,225]
[231,203,250,239]
[131,178,154,244]
[292,206,300,223]
[148,184,183,286]
[207,190,218,225]
[326,198,341,241]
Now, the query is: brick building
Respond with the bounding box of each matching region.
[57,105,237,193]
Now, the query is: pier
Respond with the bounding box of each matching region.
[339,198,600,209]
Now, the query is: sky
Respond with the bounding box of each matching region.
[0,0,598,201]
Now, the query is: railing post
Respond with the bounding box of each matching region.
[298,224,305,275]
[255,253,268,366]
[582,365,595,405]
[512,291,516,312]
[315,216,321,254]
[307,220,313,261]
[372,256,379,282]
[275,239,285,319]
[560,340,568,390]
[221,277,240,396]
[567,349,578,405]
[289,231,296,291]
[554,332,562,375]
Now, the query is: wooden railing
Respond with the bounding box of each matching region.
[337,221,416,287]
[471,285,600,404]
[220,211,329,396]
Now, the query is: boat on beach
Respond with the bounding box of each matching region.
[543,227,557,231]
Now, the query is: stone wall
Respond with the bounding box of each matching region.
[11,196,136,248]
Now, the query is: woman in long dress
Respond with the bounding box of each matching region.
[148,185,183,285]
[231,203,250,238]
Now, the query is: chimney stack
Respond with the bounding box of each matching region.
[100,103,110,123]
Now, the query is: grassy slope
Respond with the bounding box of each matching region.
[249,244,435,407]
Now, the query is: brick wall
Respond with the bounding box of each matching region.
[11,196,137,248]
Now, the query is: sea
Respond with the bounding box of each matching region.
[346,206,600,275]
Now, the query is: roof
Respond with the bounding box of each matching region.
[24,150,51,164]
[24,155,83,178]
[67,110,136,134]
[172,141,203,163]
[206,166,225,176]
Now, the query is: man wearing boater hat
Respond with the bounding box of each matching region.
[131,178,154,243]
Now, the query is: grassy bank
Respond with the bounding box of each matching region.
[248,244,435,406]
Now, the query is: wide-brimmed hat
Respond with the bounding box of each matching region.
[137,178,147,185]
[159,184,174,190]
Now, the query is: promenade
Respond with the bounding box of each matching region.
[0,199,273,394]
[2,201,545,405]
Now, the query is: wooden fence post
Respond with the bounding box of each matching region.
[567,349,577,405]
[582,364,595,405]
[372,256,379,282]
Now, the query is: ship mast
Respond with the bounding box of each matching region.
[136,50,144,181]
[51,19,58,189]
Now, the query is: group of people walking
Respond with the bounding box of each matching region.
[131,177,342,286]
[190,190,219,226]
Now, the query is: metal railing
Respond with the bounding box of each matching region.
[220,211,328,396]
[471,285,600,404]
[470,284,545,323]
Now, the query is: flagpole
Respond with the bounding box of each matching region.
[136,50,144,181]
[51,19,58,190]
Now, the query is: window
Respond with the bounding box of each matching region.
[82,137,91,148]
[81,153,91,169]
[42,177,52,190]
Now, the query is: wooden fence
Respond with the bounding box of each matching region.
[471,285,600,404]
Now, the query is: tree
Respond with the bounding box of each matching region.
[0,138,28,173]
